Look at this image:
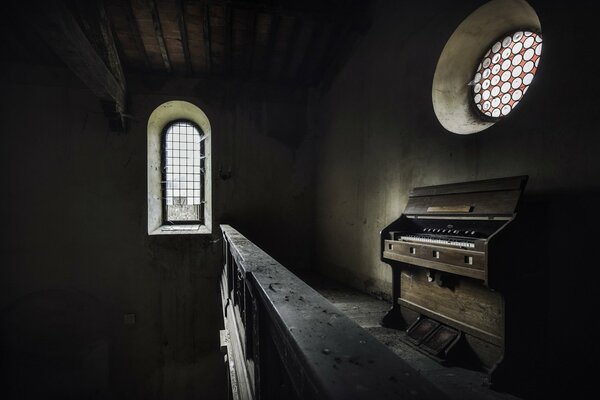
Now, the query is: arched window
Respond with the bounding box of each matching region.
[162,120,205,223]
[148,101,211,235]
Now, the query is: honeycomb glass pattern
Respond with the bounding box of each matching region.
[472,31,542,119]
[163,121,204,222]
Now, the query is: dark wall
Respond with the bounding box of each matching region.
[0,64,312,399]
[310,0,599,397]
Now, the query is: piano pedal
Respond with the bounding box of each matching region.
[406,316,462,363]
[406,316,440,346]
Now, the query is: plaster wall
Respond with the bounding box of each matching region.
[309,0,600,395]
[0,64,312,399]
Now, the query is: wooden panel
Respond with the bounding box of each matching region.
[384,252,485,281]
[184,0,209,74]
[404,190,522,217]
[399,269,504,343]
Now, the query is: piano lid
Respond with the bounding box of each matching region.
[404,176,528,218]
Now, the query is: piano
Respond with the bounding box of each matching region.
[380,176,540,390]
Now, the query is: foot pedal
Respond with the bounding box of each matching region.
[406,317,440,345]
[421,324,460,358]
[406,316,462,361]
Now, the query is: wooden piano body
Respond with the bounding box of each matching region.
[380,176,541,389]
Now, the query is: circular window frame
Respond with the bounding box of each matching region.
[432,0,542,135]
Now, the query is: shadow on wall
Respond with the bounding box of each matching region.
[0,289,115,400]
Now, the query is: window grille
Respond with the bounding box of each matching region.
[162,121,205,223]
[472,31,542,119]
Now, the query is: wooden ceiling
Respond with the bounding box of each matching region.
[101,0,371,85]
[1,0,372,131]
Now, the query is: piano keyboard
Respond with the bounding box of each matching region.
[399,235,475,249]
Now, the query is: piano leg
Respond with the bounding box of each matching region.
[381,263,407,329]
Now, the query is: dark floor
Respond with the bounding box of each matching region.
[300,273,520,400]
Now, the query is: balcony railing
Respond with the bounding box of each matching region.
[219,225,446,400]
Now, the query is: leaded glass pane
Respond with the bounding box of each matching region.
[163,121,204,222]
[472,31,542,119]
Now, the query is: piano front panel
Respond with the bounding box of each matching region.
[383,239,486,280]
[399,269,504,349]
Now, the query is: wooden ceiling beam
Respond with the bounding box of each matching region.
[176,0,193,75]
[147,0,171,72]
[128,1,151,68]
[26,0,127,130]
[98,0,126,92]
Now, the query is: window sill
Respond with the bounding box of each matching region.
[149,224,212,236]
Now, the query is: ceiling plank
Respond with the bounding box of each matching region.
[153,0,187,74]
[203,3,213,74]
[184,0,209,74]
[208,4,228,75]
[176,0,193,74]
[147,0,172,72]
[106,0,149,69]
[129,0,165,70]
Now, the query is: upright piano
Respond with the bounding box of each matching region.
[380,176,542,390]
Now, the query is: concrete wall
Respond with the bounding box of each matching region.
[310,0,599,396]
[0,64,312,399]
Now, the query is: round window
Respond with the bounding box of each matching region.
[431,0,542,135]
[472,31,542,119]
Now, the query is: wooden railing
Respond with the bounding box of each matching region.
[219,225,446,400]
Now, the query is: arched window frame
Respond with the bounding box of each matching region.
[148,101,212,235]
